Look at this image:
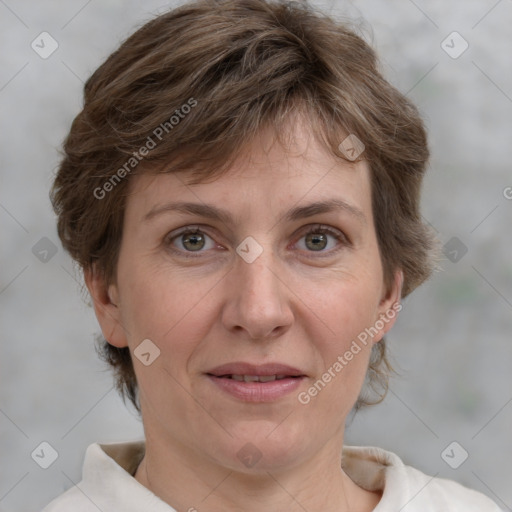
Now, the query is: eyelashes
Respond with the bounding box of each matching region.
[164,224,351,259]
[297,225,350,253]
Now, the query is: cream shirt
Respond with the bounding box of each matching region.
[42,441,502,511]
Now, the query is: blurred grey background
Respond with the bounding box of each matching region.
[1,0,511,510]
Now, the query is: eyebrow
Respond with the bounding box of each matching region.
[142,198,366,225]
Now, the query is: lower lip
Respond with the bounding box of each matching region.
[207,375,304,402]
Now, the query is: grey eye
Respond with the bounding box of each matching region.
[305,232,328,251]
[181,232,206,251]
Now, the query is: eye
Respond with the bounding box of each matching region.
[166,227,218,254]
[295,225,348,253]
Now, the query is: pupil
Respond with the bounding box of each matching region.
[183,232,204,251]
[306,232,327,251]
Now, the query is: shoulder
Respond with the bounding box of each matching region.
[399,463,502,511]
[41,443,112,512]
[42,486,96,512]
[342,445,502,511]
[41,441,170,512]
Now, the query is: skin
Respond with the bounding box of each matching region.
[86,116,402,512]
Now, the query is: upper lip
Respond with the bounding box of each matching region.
[207,362,306,377]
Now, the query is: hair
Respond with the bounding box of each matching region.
[51,0,437,413]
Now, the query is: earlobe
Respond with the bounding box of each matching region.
[84,266,128,348]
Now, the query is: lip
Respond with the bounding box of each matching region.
[206,362,306,402]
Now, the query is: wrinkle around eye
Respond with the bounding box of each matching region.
[164,226,226,257]
[161,222,354,262]
[291,224,352,256]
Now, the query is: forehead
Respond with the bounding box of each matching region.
[126,120,372,222]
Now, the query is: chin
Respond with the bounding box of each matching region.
[215,423,311,473]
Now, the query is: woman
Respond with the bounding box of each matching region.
[43,0,501,510]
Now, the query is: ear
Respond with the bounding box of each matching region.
[373,269,403,343]
[84,266,129,348]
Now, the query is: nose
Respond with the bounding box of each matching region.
[221,247,294,341]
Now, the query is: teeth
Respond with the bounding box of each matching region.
[228,375,282,382]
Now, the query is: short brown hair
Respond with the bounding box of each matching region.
[51,0,437,413]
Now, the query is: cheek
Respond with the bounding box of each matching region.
[311,272,381,344]
[117,262,222,418]
[302,277,380,394]
[117,257,220,360]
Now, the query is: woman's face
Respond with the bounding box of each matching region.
[90,119,401,473]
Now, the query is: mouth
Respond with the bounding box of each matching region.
[213,374,301,382]
[206,363,306,402]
